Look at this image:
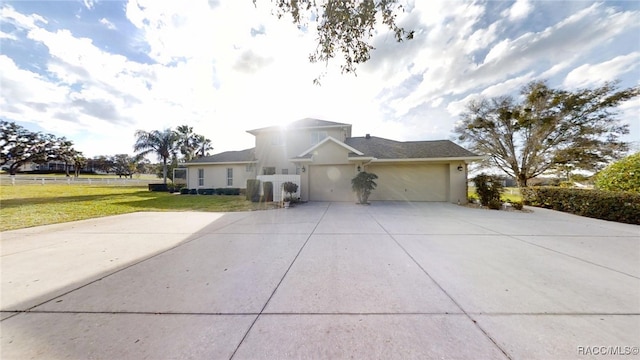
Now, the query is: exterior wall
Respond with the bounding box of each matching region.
[253,127,349,175]
[448,162,468,204]
[186,164,255,189]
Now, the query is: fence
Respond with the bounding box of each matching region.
[0,175,160,186]
[256,174,301,202]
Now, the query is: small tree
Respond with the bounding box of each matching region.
[472,173,503,209]
[282,181,299,202]
[351,171,378,204]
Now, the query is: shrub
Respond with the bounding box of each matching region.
[351,171,378,204]
[180,188,190,195]
[510,200,524,210]
[488,198,502,210]
[594,152,640,193]
[189,189,198,195]
[282,181,298,201]
[246,179,261,202]
[263,181,274,202]
[216,188,240,195]
[148,184,168,192]
[522,187,640,224]
[472,173,503,207]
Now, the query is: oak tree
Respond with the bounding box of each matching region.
[454,81,639,187]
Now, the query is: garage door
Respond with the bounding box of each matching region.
[368,164,448,201]
[309,165,355,202]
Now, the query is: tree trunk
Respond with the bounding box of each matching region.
[516,173,528,188]
[162,158,168,185]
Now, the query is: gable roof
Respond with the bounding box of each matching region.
[345,136,480,159]
[296,136,364,158]
[247,118,350,135]
[184,148,256,164]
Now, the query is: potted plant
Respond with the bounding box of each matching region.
[351,171,378,204]
[282,181,298,208]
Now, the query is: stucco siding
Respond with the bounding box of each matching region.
[187,164,254,189]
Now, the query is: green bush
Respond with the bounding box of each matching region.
[472,173,503,207]
[216,188,240,195]
[522,187,640,224]
[594,152,640,193]
[282,181,299,201]
[510,200,524,210]
[189,189,198,195]
[180,188,190,195]
[246,179,261,202]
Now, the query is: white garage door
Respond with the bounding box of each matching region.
[368,164,449,201]
[309,165,355,202]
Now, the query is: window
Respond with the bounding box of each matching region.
[310,131,327,145]
[227,168,233,186]
[198,168,204,187]
[263,167,276,175]
[281,168,288,175]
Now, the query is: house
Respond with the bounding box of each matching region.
[183,118,483,203]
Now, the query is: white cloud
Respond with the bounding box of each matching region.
[1,0,639,156]
[503,0,533,22]
[99,18,116,30]
[563,52,640,88]
[1,4,47,30]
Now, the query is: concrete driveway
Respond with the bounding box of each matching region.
[1,202,638,359]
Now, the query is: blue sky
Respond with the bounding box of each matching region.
[1,0,639,158]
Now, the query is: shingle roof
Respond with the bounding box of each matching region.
[185,148,256,164]
[345,136,479,159]
[247,118,350,134]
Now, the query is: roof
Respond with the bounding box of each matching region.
[247,118,350,134]
[345,136,480,159]
[297,136,364,157]
[184,148,256,164]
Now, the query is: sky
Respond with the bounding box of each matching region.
[1,0,639,159]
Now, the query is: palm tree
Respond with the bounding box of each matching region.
[133,129,178,184]
[195,134,213,157]
[175,125,198,161]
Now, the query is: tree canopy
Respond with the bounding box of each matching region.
[259,0,413,82]
[454,81,639,187]
[0,120,84,175]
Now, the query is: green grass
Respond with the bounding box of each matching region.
[0,184,270,231]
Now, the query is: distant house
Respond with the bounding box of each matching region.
[182,118,483,203]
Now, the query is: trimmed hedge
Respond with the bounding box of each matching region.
[521,187,640,225]
[216,188,240,195]
[148,184,168,192]
[198,188,216,195]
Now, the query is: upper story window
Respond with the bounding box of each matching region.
[310,131,327,145]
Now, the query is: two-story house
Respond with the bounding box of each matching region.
[183,118,483,203]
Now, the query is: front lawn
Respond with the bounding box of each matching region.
[0,184,269,231]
